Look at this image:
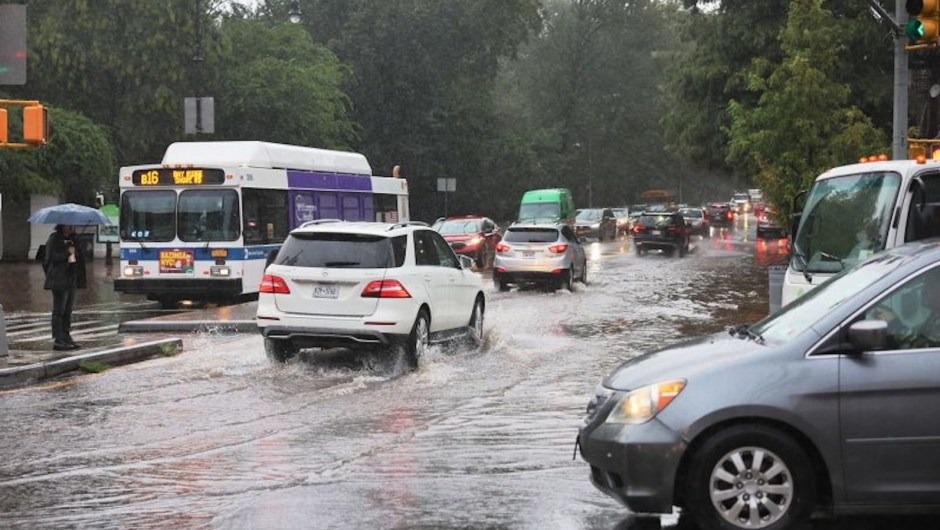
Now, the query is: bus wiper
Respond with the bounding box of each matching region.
[324,261,360,267]
[819,251,844,270]
[127,234,149,251]
[791,242,813,283]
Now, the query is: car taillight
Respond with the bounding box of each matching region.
[361,279,411,298]
[548,244,568,254]
[727,211,733,219]
[259,274,290,294]
[633,225,644,234]
[496,243,510,253]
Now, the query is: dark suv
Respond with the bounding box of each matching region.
[632,211,690,256]
[706,202,734,227]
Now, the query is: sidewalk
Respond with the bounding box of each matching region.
[0,301,258,389]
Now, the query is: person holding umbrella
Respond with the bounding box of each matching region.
[42,224,87,350]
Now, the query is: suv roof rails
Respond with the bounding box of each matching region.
[299,219,343,228]
[387,221,429,231]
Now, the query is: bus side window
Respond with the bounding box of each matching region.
[243,188,288,245]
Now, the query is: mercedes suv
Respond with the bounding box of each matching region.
[256,221,486,368]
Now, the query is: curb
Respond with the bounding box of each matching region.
[0,337,183,390]
[118,320,257,333]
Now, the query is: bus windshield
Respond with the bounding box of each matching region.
[120,189,241,243]
[792,171,901,274]
[121,191,176,242]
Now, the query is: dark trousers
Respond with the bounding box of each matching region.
[51,287,77,343]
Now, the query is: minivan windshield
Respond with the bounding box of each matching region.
[518,202,560,221]
[792,171,901,274]
[751,252,906,344]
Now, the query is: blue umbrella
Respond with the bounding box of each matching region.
[27,203,113,226]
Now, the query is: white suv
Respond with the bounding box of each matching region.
[256,221,486,367]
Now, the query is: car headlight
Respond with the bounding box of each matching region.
[605,379,686,424]
[591,223,600,229]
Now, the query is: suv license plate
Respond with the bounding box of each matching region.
[651,230,661,236]
[313,285,339,299]
[522,251,536,258]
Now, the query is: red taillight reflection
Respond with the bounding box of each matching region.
[496,243,510,253]
[260,274,290,294]
[361,279,412,298]
[548,244,568,253]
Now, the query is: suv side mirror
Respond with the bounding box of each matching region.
[847,320,888,352]
[458,255,475,270]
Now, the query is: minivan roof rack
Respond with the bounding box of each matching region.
[387,221,429,231]
[299,219,343,228]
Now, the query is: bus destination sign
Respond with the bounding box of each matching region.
[132,168,226,186]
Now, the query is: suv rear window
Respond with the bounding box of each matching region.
[275,233,406,268]
[504,228,559,243]
[638,215,676,227]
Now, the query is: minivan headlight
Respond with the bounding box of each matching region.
[605,379,686,424]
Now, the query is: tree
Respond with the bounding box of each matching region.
[725,0,887,220]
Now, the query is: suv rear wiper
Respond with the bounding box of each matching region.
[730,324,765,344]
[323,261,360,267]
[791,242,813,283]
[282,250,304,266]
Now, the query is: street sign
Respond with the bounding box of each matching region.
[436,178,456,192]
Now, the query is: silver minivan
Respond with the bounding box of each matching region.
[579,240,940,529]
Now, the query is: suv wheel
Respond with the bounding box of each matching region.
[466,297,484,348]
[686,425,816,530]
[580,262,588,284]
[264,337,299,364]
[403,309,430,369]
[561,269,575,292]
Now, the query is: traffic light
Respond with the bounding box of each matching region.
[0,5,28,85]
[906,0,940,45]
[23,105,48,145]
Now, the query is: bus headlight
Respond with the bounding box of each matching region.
[124,265,144,277]
[210,266,231,277]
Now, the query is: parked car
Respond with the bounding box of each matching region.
[578,240,940,529]
[256,221,486,368]
[493,222,587,291]
[706,202,734,227]
[756,207,787,239]
[431,215,501,269]
[632,212,690,256]
[575,208,617,241]
[611,207,631,235]
[679,207,710,237]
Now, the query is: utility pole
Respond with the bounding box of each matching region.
[894,0,909,160]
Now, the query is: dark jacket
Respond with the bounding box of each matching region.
[43,231,87,291]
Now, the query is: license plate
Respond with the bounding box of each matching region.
[652,230,661,236]
[313,285,338,299]
[522,250,536,258]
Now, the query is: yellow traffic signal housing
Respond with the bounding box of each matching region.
[0,108,7,143]
[23,105,48,145]
[907,0,940,45]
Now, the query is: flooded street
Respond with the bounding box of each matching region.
[0,223,930,529]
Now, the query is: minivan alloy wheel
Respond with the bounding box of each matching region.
[709,446,793,528]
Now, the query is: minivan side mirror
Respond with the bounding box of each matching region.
[847,319,888,352]
[458,255,475,270]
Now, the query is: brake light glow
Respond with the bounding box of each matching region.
[548,244,568,253]
[259,274,290,294]
[361,279,411,298]
[496,243,510,253]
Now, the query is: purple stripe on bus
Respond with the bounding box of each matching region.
[287,170,373,191]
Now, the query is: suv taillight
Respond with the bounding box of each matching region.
[548,244,568,254]
[260,274,290,294]
[361,279,411,298]
[496,243,510,253]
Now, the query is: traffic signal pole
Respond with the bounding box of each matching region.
[895,0,910,160]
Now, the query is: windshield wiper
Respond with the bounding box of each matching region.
[730,324,765,344]
[819,251,844,270]
[791,241,813,283]
[282,250,304,266]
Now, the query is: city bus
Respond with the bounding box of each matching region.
[114,141,410,308]
[781,157,940,306]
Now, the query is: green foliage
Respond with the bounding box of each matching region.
[725,0,888,220]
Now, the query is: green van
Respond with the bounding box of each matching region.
[517,188,576,224]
